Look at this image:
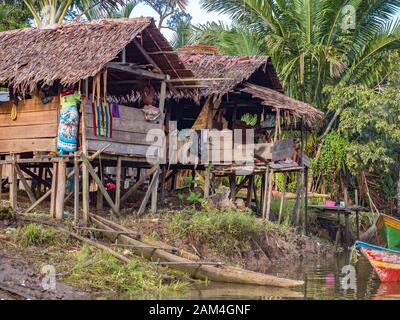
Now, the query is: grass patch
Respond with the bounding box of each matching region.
[166,208,291,255]
[12,223,59,247]
[0,204,15,220]
[63,245,190,299]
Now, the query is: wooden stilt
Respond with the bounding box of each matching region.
[15,164,36,204]
[0,162,2,200]
[262,168,269,219]
[229,174,236,202]
[96,164,104,211]
[115,157,122,213]
[253,178,259,214]
[246,175,254,208]
[9,155,17,209]
[204,166,211,198]
[50,162,58,218]
[81,154,119,215]
[278,173,287,224]
[265,169,273,221]
[55,161,67,220]
[137,168,160,216]
[160,165,166,204]
[151,166,160,213]
[74,153,80,225]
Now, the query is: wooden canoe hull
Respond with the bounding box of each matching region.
[90,214,304,288]
[356,241,400,283]
[376,214,400,251]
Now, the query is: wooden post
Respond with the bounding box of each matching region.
[74,153,80,225]
[9,155,17,209]
[160,165,166,204]
[151,166,160,213]
[115,157,122,213]
[304,167,309,235]
[96,164,104,211]
[55,161,67,220]
[137,168,159,215]
[0,162,2,200]
[204,166,211,198]
[82,98,89,226]
[229,174,236,202]
[261,167,269,220]
[246,175,254,208]
[278,173,287,224]
[159,81,167,114]
[266,169,273,221]
[50,162,58,218]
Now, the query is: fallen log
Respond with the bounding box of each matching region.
[90,215,304,288]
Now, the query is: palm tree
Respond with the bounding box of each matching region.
[200,0,400,109]
[22,0,124,26]
[190,21,264,55]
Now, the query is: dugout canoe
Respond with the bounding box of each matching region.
[376,214,400,251]
[90,214,304,288]
[355,241,400,283]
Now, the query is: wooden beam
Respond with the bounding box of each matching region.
[120,165,158,205]
[115,157,122,213]
[19,166,51,189]
[15,164,36,204]
[80,154,119,215]
[137,168,159,216]
[106,62,165,80]
[159,81,167,114]
[49,162,58,218]
[74,153,79,225]
[278,173,287,224]
[55,161,67,220]
[9,155,17,209]
[151,167,160,213]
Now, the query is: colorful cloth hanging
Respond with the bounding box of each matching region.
[57,90,80,155]
[92,100,112,138]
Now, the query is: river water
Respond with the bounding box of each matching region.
[181,253,400,300]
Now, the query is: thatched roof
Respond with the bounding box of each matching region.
[0,17,192,94]
[242,83,324,128]
[177,53,283,97]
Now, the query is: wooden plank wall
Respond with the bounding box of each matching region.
[85,104,164,158]
[0,96,59,153]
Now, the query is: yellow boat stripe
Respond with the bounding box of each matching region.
[370,260,400,270]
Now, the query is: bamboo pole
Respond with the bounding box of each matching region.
[137,168,159,216]
[150,168,160,213]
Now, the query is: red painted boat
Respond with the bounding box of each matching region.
[355,241,400,283]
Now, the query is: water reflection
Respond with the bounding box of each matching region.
[182,253,400,300]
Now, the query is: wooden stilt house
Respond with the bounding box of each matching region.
[0,18,194,222]
[165,46,324,230]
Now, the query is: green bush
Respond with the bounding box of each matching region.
[167,208,263,254]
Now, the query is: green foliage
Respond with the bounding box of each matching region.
[168,208,260,254]
[190,21,264,55]
[200,0,400,108]
[313,131,349,179]
[64,245,189,298]
[167,208,290,255]
[241,113,258,126]
[0,1,31,31]
[12,223,58,247]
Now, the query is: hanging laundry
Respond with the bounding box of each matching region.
[92,100,112,138]
[57,89,80,155]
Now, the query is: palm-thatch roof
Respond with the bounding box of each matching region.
[242,83,324,128]
[178,53,282,97]
[0,17,192,94]
[177,49,323,128]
